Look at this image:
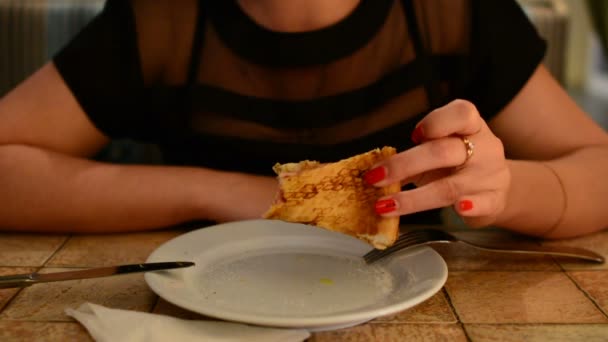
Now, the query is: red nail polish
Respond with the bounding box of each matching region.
[364,166,386,185]
[375,199,397,214]
[459,200,473,211]
[411,125,424,144]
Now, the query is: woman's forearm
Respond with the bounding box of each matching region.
[496,145,608,238]
[0,144,277,233]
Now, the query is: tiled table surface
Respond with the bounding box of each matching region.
[0,226,607,341]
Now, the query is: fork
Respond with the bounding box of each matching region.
[363,229,605,264]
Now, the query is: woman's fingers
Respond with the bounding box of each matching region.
[365,136,472,187]
[454,191,504,218]
[414,100,484,142]
[365,99,489,188]
[366,98,510,228]
[375,174,471,217]
[404,168,450,188]
[457,192,505,228]
[375,176,508,218]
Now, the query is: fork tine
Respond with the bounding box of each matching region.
[364,245,414,264]
[391,230,433,247]
[363,229,455,264]
[367,231,427,253]
[364,240,420,260]
[364,230,431,264]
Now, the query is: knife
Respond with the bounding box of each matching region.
[0,261,195,289]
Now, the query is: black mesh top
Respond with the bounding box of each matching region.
[54,0,546,175]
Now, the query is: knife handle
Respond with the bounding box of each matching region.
[0,273,37,289]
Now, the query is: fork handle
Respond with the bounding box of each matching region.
[460,241,605,263]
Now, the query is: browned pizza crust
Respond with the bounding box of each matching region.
[263,147,400,249]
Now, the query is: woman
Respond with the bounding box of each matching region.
[0,0,606,238]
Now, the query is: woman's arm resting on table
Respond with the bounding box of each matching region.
[0,145,276,232]
[0,63,276,233]
[490,65,608,238]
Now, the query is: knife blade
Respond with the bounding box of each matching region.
[0,261,194,289]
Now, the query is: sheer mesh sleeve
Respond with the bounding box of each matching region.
[464,0,547,120]
[53,0,171,140]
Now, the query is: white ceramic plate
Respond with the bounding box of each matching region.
[145,219,447,331]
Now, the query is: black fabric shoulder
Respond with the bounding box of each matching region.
[53,0,150,139]
[464,0,546,120]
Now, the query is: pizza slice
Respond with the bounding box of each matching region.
[263,147,400,249]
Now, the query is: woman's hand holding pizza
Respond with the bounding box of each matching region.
[364,100,511,228]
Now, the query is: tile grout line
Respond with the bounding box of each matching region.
[369,322,379,341]
[150,294,160,313]
[440,287,473,342]
[40,234,73,269]
[1,235,72,317]
[445,269,573,273]
[369,321,478,325]
[0,318,85,323]
[449,268,608,327]
[554,255,608,319]
[0,286,26,317]
[562,270,608,320]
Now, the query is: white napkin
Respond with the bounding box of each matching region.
[65,303,310,342]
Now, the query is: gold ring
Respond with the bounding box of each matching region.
[461,137,474,164]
